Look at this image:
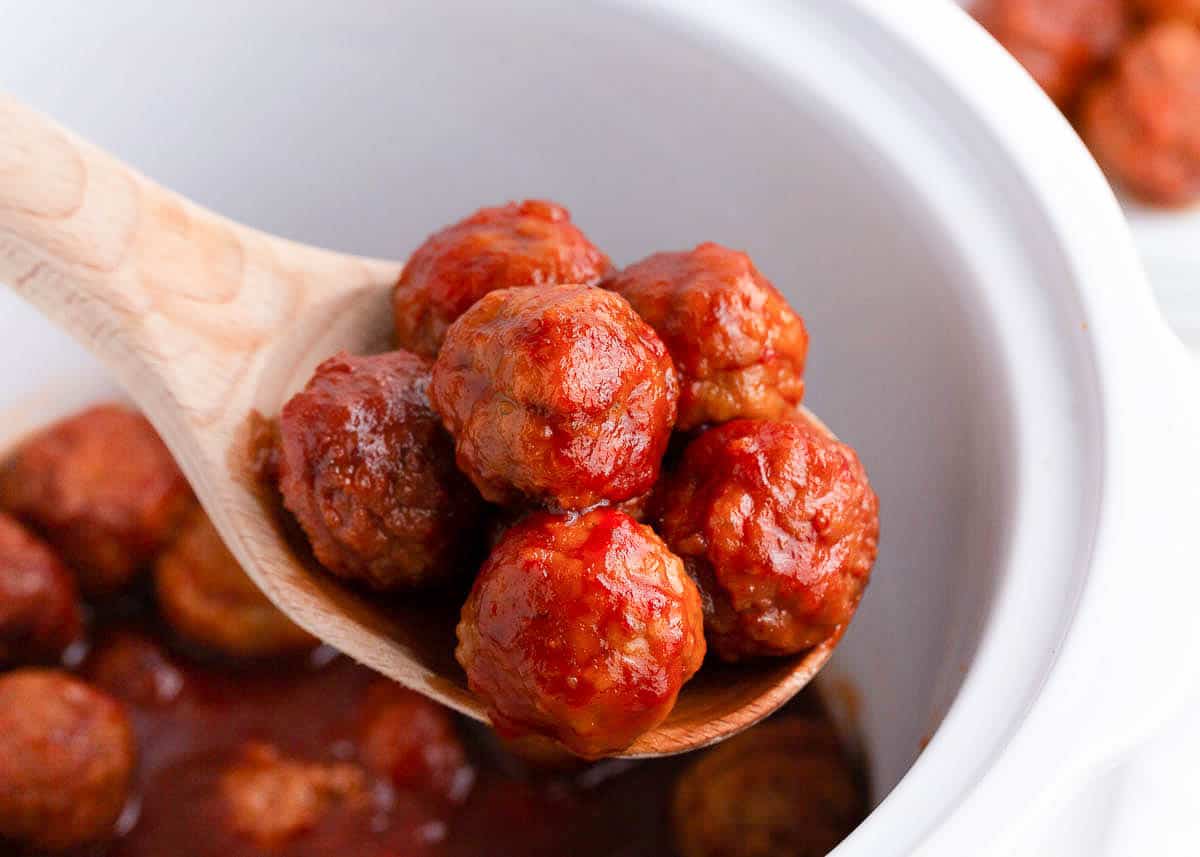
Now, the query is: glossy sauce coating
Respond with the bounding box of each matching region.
[603,243,808,431]
[278,351,483,591]
[0,405,194,594]
[430,284,678,509]
[358,679,475,806]
[155,508,314,658]
[672,717,866,857]
[973,0,1128,107]
[219,742,373,848]
[393,200,612,357]
[1079,22,1200,207]
[49,620,861,857]
[88,631,190,709]
[0,669,135,850]
[81,636,454,857]
[0,513,81,665]
[456,509,705,758]
[658,417,879,661]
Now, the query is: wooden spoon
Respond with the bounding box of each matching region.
[0,95,838,757]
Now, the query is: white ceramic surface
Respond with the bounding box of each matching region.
[3,2,1199,855]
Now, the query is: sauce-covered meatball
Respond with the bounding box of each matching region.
[0,513,80,665]
[1080,22,1200,207]
[657,416,878,661]
[603,243,808,431]
[86,631,188,708]
[220,742,369,848]
[0,669,135,850]
[672,717,865,857]
[456,509,705,758]
[0,404,194,594]
[393,200,612,357]
[1134,0,1200,23]
[155,508,314,658]
[278,351,483,591]
[431,285,678,509]
[358,679,474,805]
[973,0,1128,107]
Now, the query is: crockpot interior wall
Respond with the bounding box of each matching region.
[2,0,1009,803]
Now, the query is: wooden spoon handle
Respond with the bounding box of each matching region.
[0,94,396,417]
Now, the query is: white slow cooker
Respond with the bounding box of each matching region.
[4,2,1200,854]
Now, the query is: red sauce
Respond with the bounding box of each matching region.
[3,592,854,857]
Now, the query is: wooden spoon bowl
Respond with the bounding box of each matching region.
[0,95,837,757]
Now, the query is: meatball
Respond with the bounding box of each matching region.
[358,679,474,805]
[1079,22,1200,207]
[431,284,678,509]
[86,632,188,708]
[0,513,81,665]
[1134,0,1200,23]
[0,669,135,850]
[456,509,705,758]
[672,717,866,857]
[278,351,483,591]
[973,0,1128,107]
[0,404,194,594]
[155,507,314,658]
[393,200,612,358]
[603,243,808,431]
[220,742,368,848]
[657,416,879,661]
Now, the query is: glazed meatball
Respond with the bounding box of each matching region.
[1134,0,1200,23]
[0,404,194,594]
[86,632,188,708]
[220,742,368,848]
[278,351,483,591]
[456,509,705,758]
[1080,22,1200,207]
[393,200,612,357]
[973,0,1128,107]
[155,508,314,658]
[672,717,865,857]
[657,416,879,661]
[431,284,678,509]
[0,513,81,665]
[358,679,474,805]
[603,243,808,431]
[0,670,135,850]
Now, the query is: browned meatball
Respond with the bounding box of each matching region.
[393,200,612,357]
[86,631,188,708]
[0,669,135,850]
[657,416,879,661]
[456,509,705,758]
[278,351,483,591]
[220,742,368,848]
[0,513,81,665]
[973,0,1128,107]
[672,717,866,857]
[431,284,678,509]
[155,508,314,658]
[1080,22,1200,207]
[603,243,808,431]
[0,404,195,594]
[1134,0,1200,23]
[358,679,474,805]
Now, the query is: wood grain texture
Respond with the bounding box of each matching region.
[0,94,840,758]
